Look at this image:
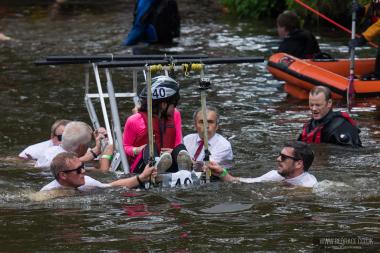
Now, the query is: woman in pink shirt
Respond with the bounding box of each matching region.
[123,75,190,173]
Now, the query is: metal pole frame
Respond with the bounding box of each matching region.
[84,64,101,129]
[105,68,130,174]
[92,63,114,144]
[347,0,357,112]
[132,69,140,109]
[199,65,212,183]
[146,67,155,165]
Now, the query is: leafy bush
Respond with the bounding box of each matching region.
[220,0,367,26]
[219,0,285,19]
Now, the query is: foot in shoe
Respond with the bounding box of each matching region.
[177,150,193,171]
[155,152,172,173]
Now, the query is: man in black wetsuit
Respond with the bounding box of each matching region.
[276,10,321,59]
[298,86,362,148]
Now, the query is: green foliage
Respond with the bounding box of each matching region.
[219,0,284,19]
[219,0,367,25]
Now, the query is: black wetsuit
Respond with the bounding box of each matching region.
[298,110,362,148]
[278,29,321,59]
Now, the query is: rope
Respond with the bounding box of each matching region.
[145,63,206,76]
[168,62,175,74]
[294,0,378,48]
[182,64,190,76]
[150,64,163,74]
[190,63,204,72]
[182,63,204,76]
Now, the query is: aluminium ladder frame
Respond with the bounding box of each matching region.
[84,64,140,174]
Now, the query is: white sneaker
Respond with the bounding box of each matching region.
[177,150,192,171]
[155,152,172,173]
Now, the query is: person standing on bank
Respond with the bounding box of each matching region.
[298,86,362,148]
[122,0,180,46]
[276,10,321,59]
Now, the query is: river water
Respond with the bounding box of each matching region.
[1,1,379,252]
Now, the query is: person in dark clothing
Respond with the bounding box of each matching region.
[349,0,380,79]
[277,10,321,59]
[122,0,180,46]
[298,86,362,148]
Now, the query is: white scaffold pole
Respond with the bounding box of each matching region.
[105,68,130,174]
[132,69,140,109]
[199,66,212,183]
[84,65,101,130]
[92,63,113,144]
[146,67,156,185]
[146,67,155,164]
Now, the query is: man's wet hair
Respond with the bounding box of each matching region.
[284,141,314,171]
[61,121,93,152]
[50,152,77,180]
[310,86,332,101]
[277,10,300,32]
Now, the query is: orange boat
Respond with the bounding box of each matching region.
[267,52,380,100]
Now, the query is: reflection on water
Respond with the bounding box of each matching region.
[1,0,380,252]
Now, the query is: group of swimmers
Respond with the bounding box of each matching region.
[16,5,366,191]
[18,71,363,194]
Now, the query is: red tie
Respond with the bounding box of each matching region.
[193,140,204,160]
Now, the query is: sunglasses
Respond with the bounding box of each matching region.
[56,134,62,141]
[62,163,85,174]
[278,153,300,162]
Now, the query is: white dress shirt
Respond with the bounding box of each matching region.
[19,140,54,160]
[183,133,233,163]
[239,170,317,188]
[34,145,66,168]
[40,175,111,191]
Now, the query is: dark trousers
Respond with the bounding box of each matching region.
[132,144,186,173]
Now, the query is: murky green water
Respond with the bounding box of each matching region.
[1,1,379,252]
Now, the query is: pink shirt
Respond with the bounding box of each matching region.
[123,109,183,163]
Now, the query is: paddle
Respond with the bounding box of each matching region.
[146,67,156,185]
[347,0,357,112]
[199,75,212,183]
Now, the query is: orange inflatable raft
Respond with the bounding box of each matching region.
[267,53,380,100]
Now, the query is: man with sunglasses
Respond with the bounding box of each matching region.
[206,141,317,188]
[40,152,156,191]
[19,119,71,160]
[35,121,111,171]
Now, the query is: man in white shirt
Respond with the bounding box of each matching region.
[184,106,233,168]
[207,141,317,188]
[40,152,156,191]
[35,121,111,171]
[19,119,71,160]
